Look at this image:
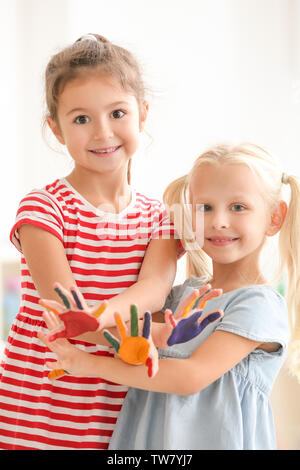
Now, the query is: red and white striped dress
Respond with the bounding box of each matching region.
[0,178,174,449]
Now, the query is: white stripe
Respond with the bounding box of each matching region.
[4,181,173,448]
[0,378,127,405]
[0,392,122,419]
[0,407,115,431]
[0,425,109,450]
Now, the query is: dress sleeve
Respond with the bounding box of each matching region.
[150,201,177,239]
[10,190,65,253]
[216,286,290,350]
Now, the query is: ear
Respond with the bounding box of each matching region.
[139,101,149,132]
[266,200,287,236]
[46,117,65,145]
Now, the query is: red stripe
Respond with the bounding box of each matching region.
[1,365,127,399]
[17,204,63,227]
[0,440,37,450]
[22,191,66,221]
[10,218,63,246]
[0,427,109,449]
[0,402,116,424]
[5,180,173,449]
[7,336,45,353]
[65,240,147,253]
[7,331,113,357]
[0,386,125,411]
[66,253,143,268]
[0,414,113,437]
[10,324,40,339]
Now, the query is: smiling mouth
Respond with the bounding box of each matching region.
[89,145,121,155]
[207,237,239,246]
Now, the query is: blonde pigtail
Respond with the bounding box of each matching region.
[279,175,300,381]
[163,175,212,281]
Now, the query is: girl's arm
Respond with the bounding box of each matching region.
[40,328,262,396]
[76,237,178,341]
[19,225,178,343]
[105,237,178,316]
[19,225,77,300]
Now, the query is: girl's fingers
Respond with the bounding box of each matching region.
[43,310,63,330]
[164,309,176,329]
[146,343,159,378]
[70,285,89,311]
[38,329,70,356]
[48,369,68,380]
[175,289,200,319]
[53,282,76,310]
[46,360,62,371]
[190,284,213,310]
[37,331,49,347]
[102,329,120,352]
[197,309,224,330]
[142,312,151,340]
[92,300,108,318]
[38,331,60,352]
[70,288,84,310]
[39,298,66,315]
[176,286,213,319]
[114,312,128,340]
[130,305,139,337]
[199,288,222,307]
[42,312,64,342]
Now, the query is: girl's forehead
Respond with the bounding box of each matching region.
[58,74,138,111]
[190,163,263,199]
[61,74,130,97]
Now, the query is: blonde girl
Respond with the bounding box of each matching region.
[40,142,299,449]
[0,34,180,450]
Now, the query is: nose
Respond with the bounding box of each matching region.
[211,210,230,230]
[93,117,114,141]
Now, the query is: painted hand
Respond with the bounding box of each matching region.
[103,306,159,378]
[158,284,223,347]
[39,282,108,341]
[38,318,94,380]
[38,308,76,380]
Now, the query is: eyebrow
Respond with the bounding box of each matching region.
[192,194,252,203]
[66,101,131,116]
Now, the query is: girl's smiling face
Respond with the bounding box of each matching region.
[47,74,147,178]
[189,163,272,270]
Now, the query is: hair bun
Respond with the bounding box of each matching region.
[76,34,110,44]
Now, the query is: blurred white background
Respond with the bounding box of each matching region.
[0,0,300,449]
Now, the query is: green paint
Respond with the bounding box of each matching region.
[103,331,120,352]
[55,287,71,309]
[130,305,139,337]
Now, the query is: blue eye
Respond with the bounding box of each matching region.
[231,204,245,211]
[75,115,90,124]
[196,204,212,212]
[111,109,125,119]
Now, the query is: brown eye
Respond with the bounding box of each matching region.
[75,115,90,124]
[111,109,125,119]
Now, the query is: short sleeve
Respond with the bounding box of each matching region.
[10,190,64,253]
[150,202,177,240]
[149,201,185,259]
[216,287,290,350]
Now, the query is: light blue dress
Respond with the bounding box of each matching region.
[109,277,290,450]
